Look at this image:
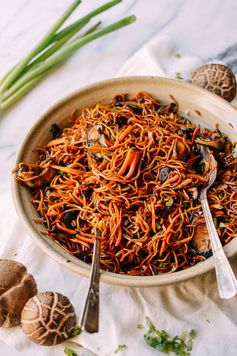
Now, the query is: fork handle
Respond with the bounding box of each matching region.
[80,237,101,333]
[201,194,237,299]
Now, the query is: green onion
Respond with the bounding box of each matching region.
[0,0,135,111]
[1,0,82,92]
[81,21,102,36]
[71,326,82,337]
[158,263,165,268]
[51,0,121,43]
[25,18,90,70]
[144,317,197,356]
[213,218,219,228]
[175,72,184,80]
[64,348,78,356]
[165,197,174,207]
[1,74,46,110]
[114,344,127,353]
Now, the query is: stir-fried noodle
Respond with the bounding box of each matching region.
[15,92,237,275]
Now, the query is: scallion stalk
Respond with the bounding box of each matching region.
[0,22,103,111]
[80,21,102,37]
[10,19,101,83]
[51,0,121,43]
[1,75,45,111]
[26,18,90,70]
[0,0,136,111]
[2,15,135,105]
[0,0,82,92]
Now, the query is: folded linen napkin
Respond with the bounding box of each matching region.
[1,34,237,356]
[117,35,203,79]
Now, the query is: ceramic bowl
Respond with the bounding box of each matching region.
[12,76,237,287]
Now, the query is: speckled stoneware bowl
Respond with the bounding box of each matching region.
[12,76,237,287]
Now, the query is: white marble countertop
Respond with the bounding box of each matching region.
[1,0,237,355]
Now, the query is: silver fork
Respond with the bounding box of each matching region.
[80,230,101,333]
[200,145,237,299]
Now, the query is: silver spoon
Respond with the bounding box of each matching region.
[80,229,101,333]
[200,145,237,299]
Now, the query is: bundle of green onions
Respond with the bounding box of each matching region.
[0,0,135,111]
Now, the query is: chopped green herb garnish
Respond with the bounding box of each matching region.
[59,170,64,176]
[171,264,177,272]
[68,341,82,348]
[187,329,197,351]
[213,218,219,228]
[188,248,196,256]
[64,348,78,356]
[158,263,166,268]
[137,324,144,329]
[71,326,82,337]
[156,223,162,231]
[221,132,228,140]
[175,72,184,80]
[175,52,181,58]
[144,317,197,355]
[114,344,127,353]
[165,197,174,207]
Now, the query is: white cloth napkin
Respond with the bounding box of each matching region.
[117,35,203,79]
[1,34,237,356]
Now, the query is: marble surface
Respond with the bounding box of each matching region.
[1,0,237,355]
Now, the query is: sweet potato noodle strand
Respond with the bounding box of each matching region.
[16,92,237,276]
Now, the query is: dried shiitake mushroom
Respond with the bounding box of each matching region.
[0,259,37,327]
[16,163,56,188]
[172,138,189,160]
[21,291,76,346]
[192,63,236,102]
[192,223,212,258]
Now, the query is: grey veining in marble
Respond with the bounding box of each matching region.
[215,43,237,72]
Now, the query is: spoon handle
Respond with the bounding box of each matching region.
[201,193,237,299]
[80,236,101,333]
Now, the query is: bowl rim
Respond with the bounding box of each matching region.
[12,75,237,287]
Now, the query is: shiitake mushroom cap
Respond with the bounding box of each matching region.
[192,63,236,102]
[191,223,212,258]
[0,259,37,328]
[21,291,76,346]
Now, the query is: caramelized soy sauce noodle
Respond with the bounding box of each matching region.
[15,92,237,276]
